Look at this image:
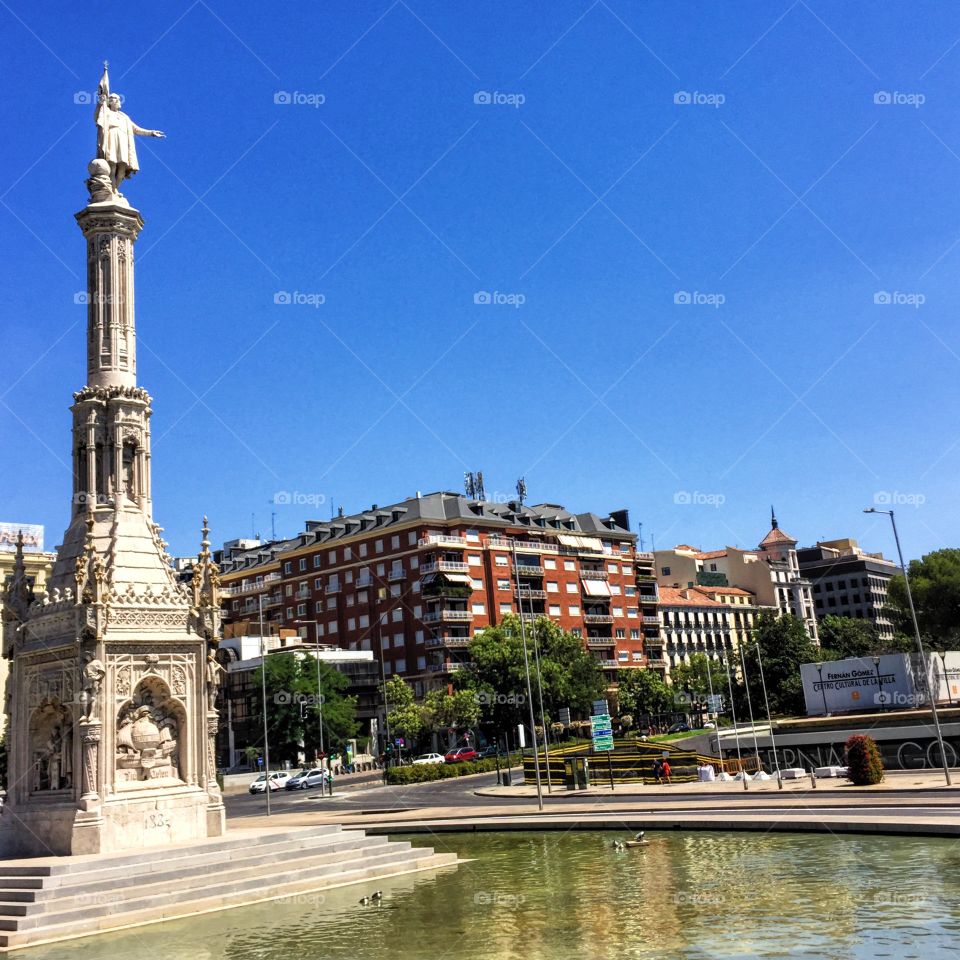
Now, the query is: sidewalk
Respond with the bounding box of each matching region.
[473,768,958,799]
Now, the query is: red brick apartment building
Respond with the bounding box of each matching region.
[218,492,660,696]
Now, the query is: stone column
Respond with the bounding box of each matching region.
[79,720,102,806]
[206,714,220,796]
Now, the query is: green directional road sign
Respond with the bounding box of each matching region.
[591,714,614,752]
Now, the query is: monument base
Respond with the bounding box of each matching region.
[0,786,224,858]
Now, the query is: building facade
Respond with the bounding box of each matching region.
[219,493,660,697]
[797,538,899,641]
[654,510,819,642]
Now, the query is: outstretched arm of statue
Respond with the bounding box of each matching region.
[130,121,165,139]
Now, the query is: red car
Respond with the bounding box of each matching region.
[444,747,478,763]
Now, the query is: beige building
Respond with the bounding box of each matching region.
[0,531,55,736]
[654,510,819,642]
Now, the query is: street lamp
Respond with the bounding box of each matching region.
[723,653,748,791]
[863,507,952,785]
[257,593,272,816]
[754,643,783,789]
[814,662,830,717]
[512,540,543,811]
[873,655,886,712]
[739,644,762,773]
[292,620,326,765]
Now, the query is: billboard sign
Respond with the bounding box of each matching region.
[0,523,44,553]
[801,654,920,716]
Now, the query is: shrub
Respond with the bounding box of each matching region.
[384,757,501,785]
[845,734,884,785]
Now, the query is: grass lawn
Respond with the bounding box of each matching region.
[646,728,713,744]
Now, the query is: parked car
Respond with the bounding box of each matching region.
[249,771,290,794]
[667,722,691,734]
[286,768,326,790]
[444,747,479,763]
[477,745,500,759]
[412,753,446,765]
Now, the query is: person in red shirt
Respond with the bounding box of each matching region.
[661,758,672,784]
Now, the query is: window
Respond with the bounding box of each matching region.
[549,604,561,616]
[347,617,356,631]
[571,628,582,638]
[500,602,512,614]
[628,607,638,618]
[409,531,417,546]
[391,535,400,550]
[299,558,307,572]
[471,578,484,590]
[564,560,575,571]
[412,581,420,594]
[625,585,636,596]
[417,655,426,670]
[328,550,336,564]
[391,608,402,622]
[608,564,618,574]
[661,566,671,576]
[471,554,483,566]
[569,605,581,616]
[395,658,406,673]
[286,607,293,619]
[415,629,424,643]
[381,635,389,650]
[566,582,578,594]
[345,570,354,584]
[630,629,640,640]
[497,579,510,591]
[315,601,322,614]
[410,556,419,570]
[314,578,323,589]
[390,584,401,597]
[394,633,404,647]
[316,623,325,637]
[613,607,624,617]
[283,562,292,575]
[344,547,352,561]
[610,584,622,595]
[359,614,369,628]
[297,603,306,616]
[375,540,384,553]
[328,573,339,592]
[313,555,321,569]
[547,582,559,593]
[380,612,388,625]
[618,649,628,660]
[326,598,336,610]
[327,621,338,634]
[494,555,508,567]
[472,602,486,615]
[358,591,368,604]
[285,585,293,597]
[544,558,557,570]
[359,543,368,557]
[346,594,355,607]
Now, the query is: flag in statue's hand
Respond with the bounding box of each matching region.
[98,62,110,102]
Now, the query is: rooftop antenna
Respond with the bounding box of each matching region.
[516,476,527,505]
[476,471,486,502]
[464,472,476,499]
[638,521,644,552]
[651,533,656,552]
[270,510,276,541]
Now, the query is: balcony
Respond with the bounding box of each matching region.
[419,534,469,549]
[584,614,614,624]
[643,615,661,626]
[419,560,470,576]
[428,660,475,674]
[388,569,406,582]
[636,552,654,561]
[516,564,544,577]
[422,609,474,623]
[516,587,546,600]
[647,657,668,669]
[356,576,373,588]
[586,638,613,649]
[262,593,282,608]
[326,583,341,594]
[580,569,609,580]
[220,572,282,597]
[486,537,559,554]
[425,635,471,649]
[599,659,619,669]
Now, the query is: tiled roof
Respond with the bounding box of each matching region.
[694,585,754,597]
[695,549,728,560]
[759,526,796,547]
[658,586,725,607]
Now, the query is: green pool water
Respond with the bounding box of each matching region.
[16,831,960,959]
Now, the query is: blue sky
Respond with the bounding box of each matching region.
[2,1,959,563]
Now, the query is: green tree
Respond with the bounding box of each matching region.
[671,654,716,700]
[253,653,358,766]
[886,549,960,650]
[456,615,605,734]
[384,675,425,744]
[616,668,672,718]
[423,687,481,735]
[817,615,881,660]
[738,613,822,717]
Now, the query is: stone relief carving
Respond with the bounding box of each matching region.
[30,702,73,791]
[116,678,183,783]
[80,654,106,721]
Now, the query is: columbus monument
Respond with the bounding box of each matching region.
[0,64,225,856]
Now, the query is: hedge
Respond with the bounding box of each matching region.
[845,734,884,785]
[384,757,504,785]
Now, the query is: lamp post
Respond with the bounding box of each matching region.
[257,593,272,816]
[754,642,783,788]
[293,620,325,765]
[739,644,762,773]
[724,653,748,791]
[815,662,830,717]
[512,540,543,810]
[873,655,886,712]
[863,507,952,785]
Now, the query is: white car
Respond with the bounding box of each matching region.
[412,753,445,765]
[249,771,290,794]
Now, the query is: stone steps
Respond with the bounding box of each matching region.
[0,826,459,951]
